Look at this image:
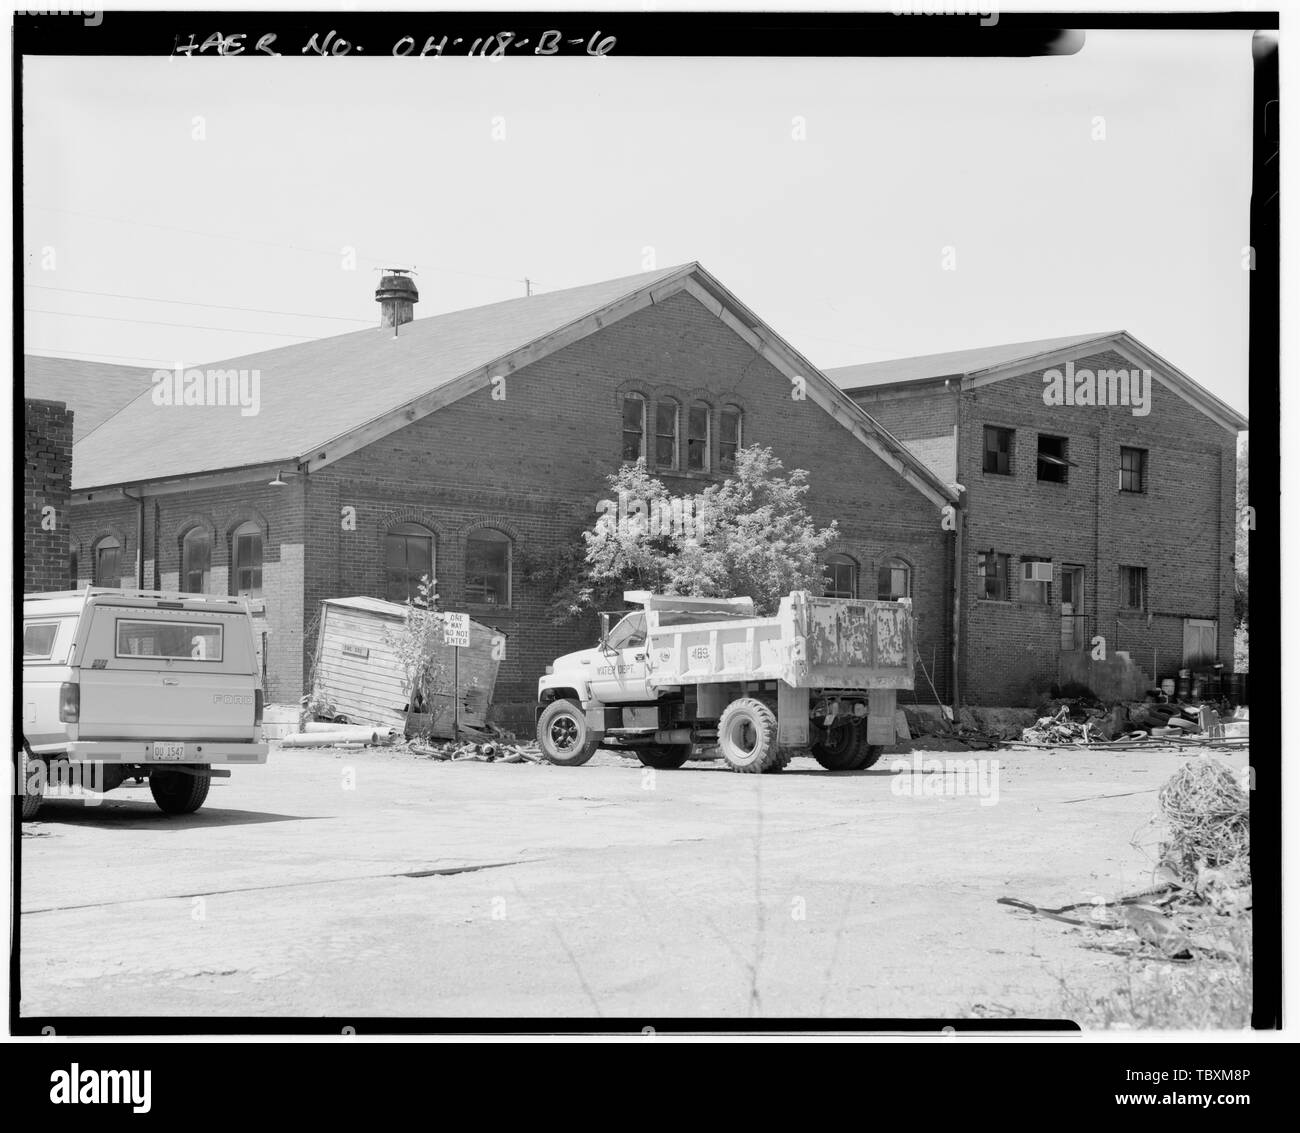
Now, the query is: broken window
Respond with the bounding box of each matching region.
[465,528,511,606]
[719,407,742,471]
[622,394,646,463]
[1020,556,1052,605]
[1120,446,1147,493]
[983,426,1013,475]
[823,554,859,599]
[384,523,434,604]
[232,522,263,598]
[687,402,710,472]
[877,556,911,601]
[1036,434,1069,483]
[181,527,211,593]
[1119,565,1148,611]
[978,551,1010,601]
[94,536,121,588]
[655,399,679,470]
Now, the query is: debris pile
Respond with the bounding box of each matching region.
[1019,700,1249,749]
[410,737,545,763]
[1158,756,1250,876]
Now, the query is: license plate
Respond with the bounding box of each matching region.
[151,741,187,761]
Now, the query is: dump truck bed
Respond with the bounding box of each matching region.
[644,591,914,690]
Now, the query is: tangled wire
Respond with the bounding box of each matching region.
[1158,757,1250,877]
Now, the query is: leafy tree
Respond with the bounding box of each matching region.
[382,574,450,737]
[558,446,838,617]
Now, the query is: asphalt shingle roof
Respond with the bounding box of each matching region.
[24,355,157,442]
[824,332,1115,390]
[69,265,687,490]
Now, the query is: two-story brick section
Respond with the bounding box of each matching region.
[56,263,958,734]
[827,333,1248,705]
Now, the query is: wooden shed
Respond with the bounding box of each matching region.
[311,596,504,738]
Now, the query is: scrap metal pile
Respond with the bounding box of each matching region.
[1020,699,1249,750]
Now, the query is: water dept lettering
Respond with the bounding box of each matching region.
[1042,360,1151,416]
[151,367,261,417]
[49,1065,151,1113]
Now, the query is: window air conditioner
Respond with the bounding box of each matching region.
[1022,561,1053,583]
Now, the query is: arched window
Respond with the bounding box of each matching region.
[655,398,679,470]
[465,528,511,606]
[231,521,263,598]
[823,553,858,600]
[69,538,81,588]
[622,393,647,463]
[181,527,212,593]
[93,535,121,588]
[687,402,711,472]
[385,522,435,603]
[720,406,743,471]
[877,556,912,601]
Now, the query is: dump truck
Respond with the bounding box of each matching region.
[536,590,915,773]
[20,588,269,819]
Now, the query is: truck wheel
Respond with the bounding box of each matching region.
[856,745,885,770]
[150,765,211,814]
[811,719,866,771]
[19,741,44,821]
[718,698,790,774]
[637,745,691,770]
[537,699,600,767]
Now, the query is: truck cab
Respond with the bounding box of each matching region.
[21,588,269,819]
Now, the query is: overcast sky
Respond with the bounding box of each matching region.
[23,29,1253,414]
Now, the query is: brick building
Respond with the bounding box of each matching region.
[23,398,74,593]
[58,263,958,733]
[829,332,1247,704]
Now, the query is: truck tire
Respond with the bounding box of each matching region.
[718,697,790,774]
[150,765,211,814]
[812,719,870,771]
[537,699,600,767]
[20,740,43,821]
[637,744,691,770]
[856,745,885,770]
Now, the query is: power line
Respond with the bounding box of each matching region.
[25,308,319,340]
[25,283,372,324]
[28,204,550,289]
[26,347,181,366]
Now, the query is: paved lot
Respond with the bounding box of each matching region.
[18,743,1249,1022]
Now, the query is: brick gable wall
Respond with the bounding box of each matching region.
[24,399,74,593]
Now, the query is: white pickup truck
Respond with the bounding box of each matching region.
[536,590,915,773]
[20,588,269,819]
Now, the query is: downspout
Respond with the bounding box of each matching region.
[951,500,963,718]
[121,486,145,588]
[950,379,963,718]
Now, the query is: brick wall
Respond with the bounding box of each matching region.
[72,482,307,704]
[851,384,959,481]
[951,351,1239,703]
[24,399,73,593]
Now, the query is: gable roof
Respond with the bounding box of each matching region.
[24,355,156,441]
[826,333,1111,391]
[68,262,959,506]
[826,330,1248,434]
